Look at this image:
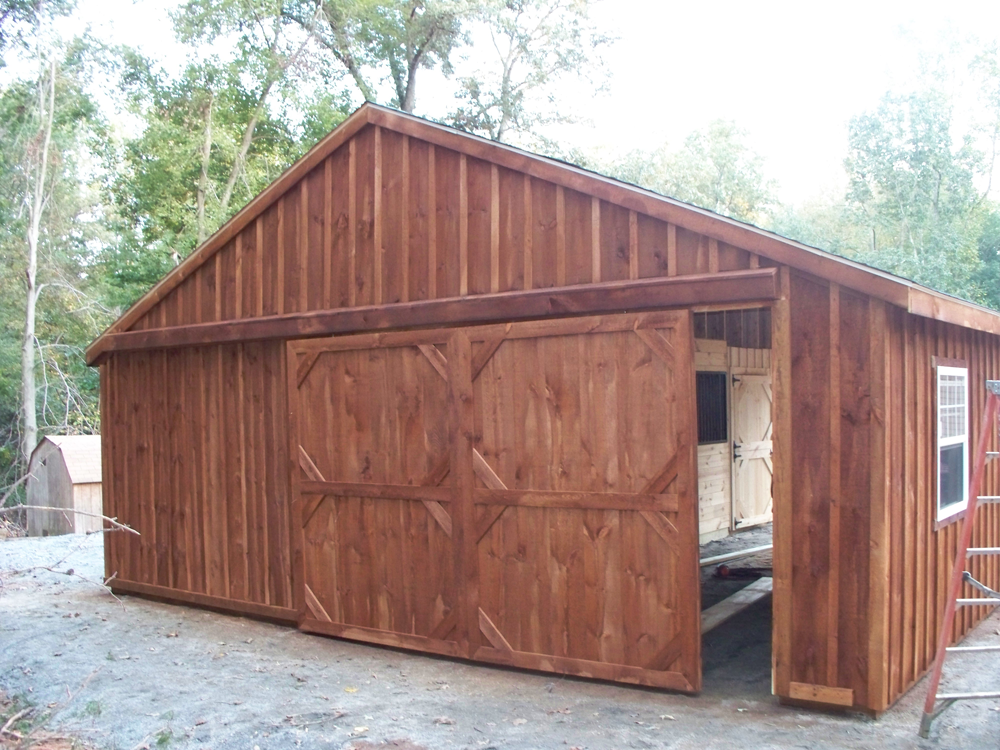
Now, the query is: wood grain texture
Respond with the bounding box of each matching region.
[92,103,1000,366]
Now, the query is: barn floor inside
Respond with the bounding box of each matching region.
[6,531,1000,749]
[699,524,774,696]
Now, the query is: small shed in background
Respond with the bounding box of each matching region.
[27,435,103,536]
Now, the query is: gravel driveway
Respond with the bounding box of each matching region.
[2,533,999,749]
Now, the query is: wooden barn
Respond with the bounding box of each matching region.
[87,103,1000,715]
[27,435,103,537]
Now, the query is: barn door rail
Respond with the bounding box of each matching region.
[919,380,1000,738]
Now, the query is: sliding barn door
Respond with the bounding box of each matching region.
[288,311,701,691]
[290,335,461,656]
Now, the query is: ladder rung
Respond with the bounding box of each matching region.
[957,598,1000,607]
[936,691,1000,700]
[947,645,1000,653]
[967,548,1000,555]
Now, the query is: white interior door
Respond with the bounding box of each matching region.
[731,371,773,529]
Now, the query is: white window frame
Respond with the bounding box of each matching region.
[937,364,969,523]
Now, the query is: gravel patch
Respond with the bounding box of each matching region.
[2,533,999,749]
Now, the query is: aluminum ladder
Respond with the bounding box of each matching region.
[919,380,1000,738]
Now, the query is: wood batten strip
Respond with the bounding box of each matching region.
[772,267,794,698]
[471,336,506,381]
[646,631,684,671]
[110,579,298,623]
[556,186,566,286]
[459,154,468,296]
[708,238,719,274]
[591,197,601,283]
[299,481,452,503]
[475,505,507,542]
[428,144,437,299]
[479,608,514,653]
[417,343,449,381]
[234,233,243,317]
[473,645,695,692]
[473,450,507,490]
[276,195,285,315]
[373,126,383,305]
[301,618,464,658]
[305,583,333,622]
[633,326,676,368]
[474,489,679,513]
[401,135,410,303]
[299,179,309,311]
[323,157,333,309]
[255,217,264,316]
[868,297,891,712]
[89,269,779,363]
[448,330,478,655]
[523,175,533,290]
[491,164,500,293]
[628,210,639,280]
[297,445,326,482]
[640,510,680,549]
[667,223,677,276]
[827,282,841,686]
[349,138,358,307]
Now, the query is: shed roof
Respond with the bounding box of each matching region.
[87,103,1000,364]
[31,435,102,484]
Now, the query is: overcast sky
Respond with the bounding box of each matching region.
[72,0,1000,205]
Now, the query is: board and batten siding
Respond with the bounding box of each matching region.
[125,124,762,333]
[99,122,767,623]
[777,271,1000,713]
[101,343,295,620]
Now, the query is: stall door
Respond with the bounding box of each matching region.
[731,371,773,528]
[288,311,701,692]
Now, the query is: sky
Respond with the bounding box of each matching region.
[66,0,1000,205]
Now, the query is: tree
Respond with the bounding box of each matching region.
[843,90,988,299]
[282,0,471,112]
[448,0,610,144]
[0,30,109,470]
[599,120,777,225]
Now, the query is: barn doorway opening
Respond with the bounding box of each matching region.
[693,307,775,696]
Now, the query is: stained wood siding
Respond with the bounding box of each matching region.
[781,273,881,710]
[101,343,295,619]
[127,124,759,333]
[778,273,1000,713]
[289,312,702,691]
[881,310,1000,709]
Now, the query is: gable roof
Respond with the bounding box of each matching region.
[31,435,102,484]
[87,102,1000,363]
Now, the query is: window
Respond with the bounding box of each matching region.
[937,364,969,522]
[696,372,728,444]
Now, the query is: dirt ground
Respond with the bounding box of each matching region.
[3,531,1000,750]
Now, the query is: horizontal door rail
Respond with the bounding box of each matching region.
[87,268,778,365]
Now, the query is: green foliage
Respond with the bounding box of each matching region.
[102,51,301,307]
[449,0,611,144]
[842,89,988,299]
[0,34,111,488]
[600,120,777,225]
[282,0,473,111]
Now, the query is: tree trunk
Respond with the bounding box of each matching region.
[196,90,214,245]
[220,78,273,215]
[21,58,56,464]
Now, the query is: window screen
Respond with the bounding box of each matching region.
[937,365,969,521]
[696,372,728,444]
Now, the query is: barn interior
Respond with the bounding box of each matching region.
[694,307,775,687]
